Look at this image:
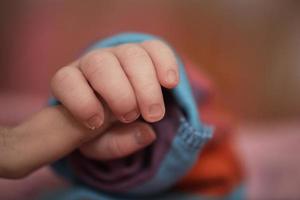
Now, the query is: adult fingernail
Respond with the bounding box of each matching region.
[122,110,139,123]
[166,69,178,85]
[86,114,103,130]
[134,126,156,145]
[148,104,163,119]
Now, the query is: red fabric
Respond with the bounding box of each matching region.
[175,63,242,196]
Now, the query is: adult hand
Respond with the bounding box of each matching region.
[0,105,156,179]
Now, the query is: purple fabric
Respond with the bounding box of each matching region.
[68,93,184,193]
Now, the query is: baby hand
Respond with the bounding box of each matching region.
[51,40,179,129]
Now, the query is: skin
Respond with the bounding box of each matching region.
[0,39,179,179]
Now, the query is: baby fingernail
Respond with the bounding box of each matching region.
[86,114,103,130]
[166,69,177,85]
[134,126,156,145]
[122,110,139,122]
[148,104,163,119]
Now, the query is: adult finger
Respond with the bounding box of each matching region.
[80,121,156,160]
[0,105,113,179]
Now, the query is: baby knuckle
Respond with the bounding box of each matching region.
[143,40,175,58]
[81,51,113,76]
[119,44,147,58]
[51,66,74,87]
[82,51,112,66]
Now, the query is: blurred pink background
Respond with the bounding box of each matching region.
[0,0,299,199]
